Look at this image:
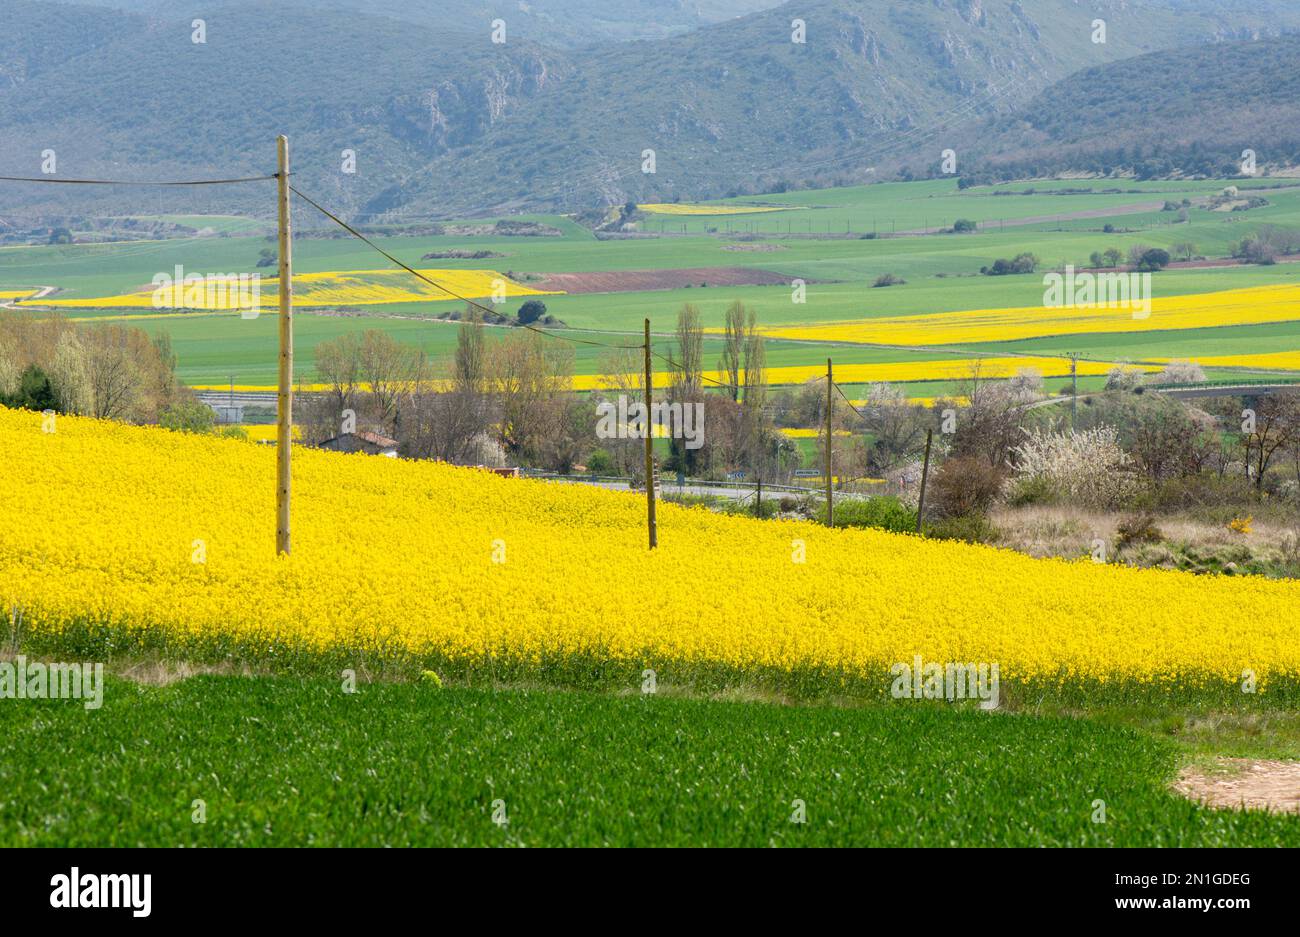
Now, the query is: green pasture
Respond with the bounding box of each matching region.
[639,176,1300,232]
[4,176,1300,389]
[2,676,1298,847]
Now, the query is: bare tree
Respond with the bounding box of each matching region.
[488,330,574,465]
[48,330,89,415]
[718,300,746,402]
[741,314,766,410]
[668,304,705,474]
[595,346,646,480]
[454,304,486,394]
[358,330,421,432]
[82,326,141,420]
[670,303,703,400]
[314,332,362,418]
[1244,392,1300,491]
[946,360,1034,468]
[404,383,499,465]
[859,382,929,473]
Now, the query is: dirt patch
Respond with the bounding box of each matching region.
[1174,758,1300,814]
[723,243,787,252]
[116,660,252,686]
[421,249,506,260]
[531,267,794,294]
[444,221,562,237]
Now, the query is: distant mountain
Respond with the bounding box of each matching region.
[955,33,1300,184]
[68,0,788,47]
[4,0,1300,221]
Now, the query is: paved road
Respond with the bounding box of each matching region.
[1029,383,1300,410]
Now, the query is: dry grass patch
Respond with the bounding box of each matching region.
[1175,758,1300,814]
[990,504,1300,575]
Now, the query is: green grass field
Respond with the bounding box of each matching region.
[639,177,1300,234]
[5,175,1300,393]
[3,675,1298,847]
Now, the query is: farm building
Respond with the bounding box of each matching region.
[317,431,399,457]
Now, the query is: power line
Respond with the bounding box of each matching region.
[830,378,874,424]
[648,348,741,392]
[287,183,643,350]
[0,174,277,186]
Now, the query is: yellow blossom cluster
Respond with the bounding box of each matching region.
[28,269,556,311]
[759,285,1300,346]
[637,203,789,216]
[2,406,1298,686]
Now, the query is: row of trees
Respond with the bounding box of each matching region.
[0,314,187,422]
[815,360,1300,530]
[302,301,800,483]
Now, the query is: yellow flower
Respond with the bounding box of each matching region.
[29,269,557,311]
[638,203,789,216]
[756,284,1300,346]
[2,406,1298,687]
[1227,516,1253,536]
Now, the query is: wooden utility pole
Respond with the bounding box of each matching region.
[916,429,934,535]
[643,318,657,549]
[275,135,293,556]
[825,358,834,527]
[1069,353,1079,433]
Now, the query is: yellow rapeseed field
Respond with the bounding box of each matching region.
[758,284,1300,345]
[574,356,1145,392]
[3,405,1298,687]
[194,355,1143,396]
[28,269,557,311]
[733,356,1148,385]
[1153,351,1300,371]
[780,429,851,438]
[237,424,301,442]
[638,203,789,216]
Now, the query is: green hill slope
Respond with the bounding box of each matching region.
[4,0,1300,219]
[959,33,1300,183]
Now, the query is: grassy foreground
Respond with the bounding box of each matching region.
[2,675,1298,847]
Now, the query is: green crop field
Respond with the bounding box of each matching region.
[5,176,1300,396]
[11,0,1300,874]
[3,676,1299,847]
[639,177,1296,234]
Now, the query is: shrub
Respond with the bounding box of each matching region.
[1151,474,1255,511]
[0,364,58,412]
[586,449,615,474]
[1004,474,1057,507]
[1227,515,1253,536]
[516,300,547,325]
[1115,514,1163,548]
[1155,360,1205,385]
[160,400,216,434]
[929,456,1006,519]
[816,495,917,533]
[872,273,905,288]
[1136,248,1170,272]
[1105,366,1146,391]
[980,252,1038,276]
[1009,426,1139,510]
[925,514,998,544]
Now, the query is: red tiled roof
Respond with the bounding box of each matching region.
[355,431,399,449]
